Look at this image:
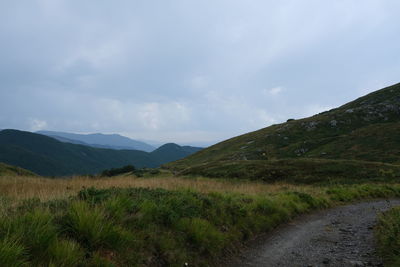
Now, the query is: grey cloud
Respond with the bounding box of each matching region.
[1,0,400,144]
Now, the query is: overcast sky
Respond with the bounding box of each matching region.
[1,1,399,145]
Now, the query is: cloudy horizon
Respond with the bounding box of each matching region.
[1,1,399,146]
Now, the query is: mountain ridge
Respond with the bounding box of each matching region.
[0,130,202,176]
[37,131,155,152]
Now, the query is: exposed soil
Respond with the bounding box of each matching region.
[228,200,400,267]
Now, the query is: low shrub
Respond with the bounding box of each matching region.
[101,165,136,177]
[375,206,400,266]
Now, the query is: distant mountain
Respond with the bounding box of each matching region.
[151,143,203,164]
[45,135,89,146]
[166,83,400,181]
[37,131,155,152]
[0,130,202,176]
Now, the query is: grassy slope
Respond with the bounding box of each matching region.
[178,158,400,184]
[0,130,199,176]
[375,206,400,266]
[0,162,36,176]
[2,182,400,266]
[167,83,400,179]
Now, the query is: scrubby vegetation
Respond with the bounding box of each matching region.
[101,165,137,177]
[1,179,400,266]
[375,206,400,266]
[101,165,161,177]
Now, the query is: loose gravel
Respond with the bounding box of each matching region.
[228,200,400,267]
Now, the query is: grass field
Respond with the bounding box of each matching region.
[0,173,322,204]
[1,172,400,266]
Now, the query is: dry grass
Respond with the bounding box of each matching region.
[0,174,320,203]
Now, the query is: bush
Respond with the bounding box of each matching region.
[101,165,136,177]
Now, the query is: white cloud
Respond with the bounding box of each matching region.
[138,103,160,130]
[189,75,209,89]
[302,104,334,117]
[254,109,276,126]
[264,87,284,96]
[29,118,48,131]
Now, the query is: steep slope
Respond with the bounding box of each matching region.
[0,162,37,176]
[167,83,400,177]
[38,131,155,152]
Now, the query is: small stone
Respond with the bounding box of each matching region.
[348,260,364,266]
[322,258,331,264]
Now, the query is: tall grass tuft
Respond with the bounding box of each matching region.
[0,237,28,267]
[48,239,85,267]
[177,217,226,255]
[3,209,58,264]
[64,201,129,250]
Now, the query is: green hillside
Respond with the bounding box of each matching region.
[0,130,201,176]
[167,83,400,180]
[151,143,203,164]
[0,162,37,176]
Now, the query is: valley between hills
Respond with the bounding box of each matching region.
[1,83,400,266]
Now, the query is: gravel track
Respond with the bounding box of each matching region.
[228,200,400,267]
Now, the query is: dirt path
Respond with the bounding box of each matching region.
[228,200,400,267]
